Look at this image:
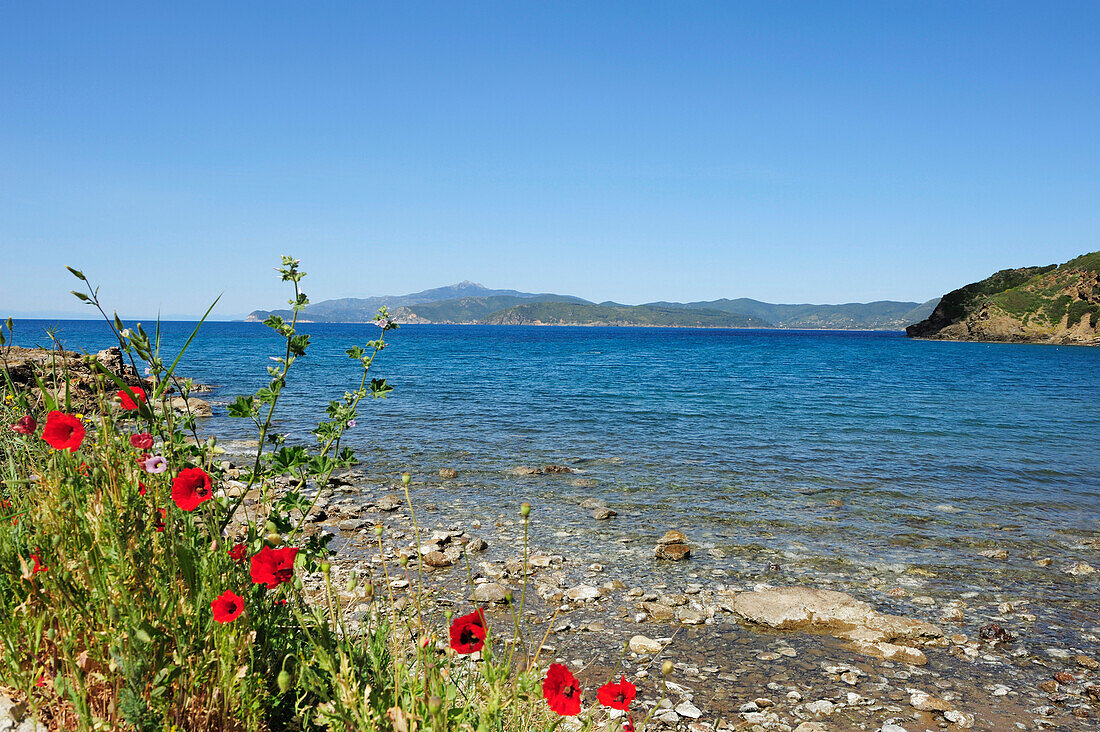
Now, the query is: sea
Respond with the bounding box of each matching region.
[9,320,1100,642]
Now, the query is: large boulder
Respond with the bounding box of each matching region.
[730,586,941,665]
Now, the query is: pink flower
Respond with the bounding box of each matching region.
[143,456,168,474]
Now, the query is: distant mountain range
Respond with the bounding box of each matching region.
[907,250,1100,345]
[248,281,939,330]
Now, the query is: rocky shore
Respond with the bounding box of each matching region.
[216,462,1100,732]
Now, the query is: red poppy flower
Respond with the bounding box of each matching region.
[211,590,245,623]
[130,433,154,450]
[597,675,636,711]
[543,663,582,716]
[10,415,36,435]
[249,546,298,589]
[228,542,248,562]
[41,411,85,452]
[448,608,487,654]
[138,481,147,496]
[77,462,91,476]
[154,508,166,532]
[171,467,213,511]
[30,552,49,574]
[118,387,147,411]
[623,715,635,732]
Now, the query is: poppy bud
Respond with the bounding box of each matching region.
[400,554,409,567]
[345,573,357,592]
[265,521,278,534]
[363,583,374,600]
[45,628,56,641]
[265,532,284,547]
[277,670,291,693]
[321,562,331,575]
[401,472,411,485]
[294,576,303,591]
[520,502,531,517]
[661,660,674,677]
[504,591,513,604]
[428,696,443,715]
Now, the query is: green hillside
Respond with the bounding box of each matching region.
[906,251,1100,344]
[479,302,771,328]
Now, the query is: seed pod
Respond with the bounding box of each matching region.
[401,472,411,486]
[520,502,531,517]
[661,660,674,677]
[428,695,443,715]
[277,670,291,693]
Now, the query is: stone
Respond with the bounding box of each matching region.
[1065,561,1096,576]
[730,586,941,647]
[794,724,828,732]
[677,608,706,625]
[591,507,617,520]
[542,464,577,474]
[473,583,508,603]
[465,537,488,553]
[978,548,1008,560]
[506,466,542,476]
[565,585,600,602]
[978,624,1012,643]
[657,530,688,545]
[628,635,664,654]
[438,467,457,479]
[655,543,691,561]
[944,711,975,728]
[804,700,835,715]
[674,701,702,719]
[170,396,213,416]
[375,495,403,512]
[1076,654,1099,670]
[422,551,454,568]
[907,688,952,712]
[642,602,676,621]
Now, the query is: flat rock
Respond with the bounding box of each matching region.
[628,635,664,654]
[730,586,940,665]
[170,396,213,416]
[642,602,676,621]
[438,467,457,479]
[565,585,600,602]
[473,583,508,603]
[591,507,617,520]
[907,688,952,712]
[375,495,403,512]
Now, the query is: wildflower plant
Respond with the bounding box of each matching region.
[0,258,671,731]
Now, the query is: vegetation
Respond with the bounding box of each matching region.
[906,250,1100,342]
[480,301,769,328]
[0,259,669,731]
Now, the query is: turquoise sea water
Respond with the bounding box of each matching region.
[10,320,1100,618]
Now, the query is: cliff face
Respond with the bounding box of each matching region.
[906,252,1100,345]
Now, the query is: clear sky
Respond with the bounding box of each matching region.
[2,1,1098,319]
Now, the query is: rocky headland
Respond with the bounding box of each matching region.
[906,251,1100,346]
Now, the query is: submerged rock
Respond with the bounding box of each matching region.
[438,467,457,479]
[655,530,691,560]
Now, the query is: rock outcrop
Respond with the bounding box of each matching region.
[906,251,1100,345]
[730,586,942,665]
[3,346,151,413]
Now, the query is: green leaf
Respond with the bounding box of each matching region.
[369,378,393,398]
[227,395,255,418]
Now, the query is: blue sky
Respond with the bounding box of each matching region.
[2,1,1098,318]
